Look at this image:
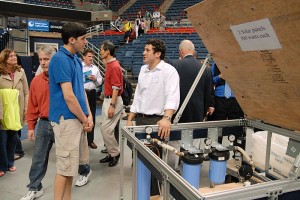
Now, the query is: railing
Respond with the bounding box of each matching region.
[86,23,104,38]
[84,42,105,77]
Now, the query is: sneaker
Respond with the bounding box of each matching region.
[20,190,44,200]
[75,170,92,187]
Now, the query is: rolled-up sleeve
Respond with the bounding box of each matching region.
[164,69,180,111]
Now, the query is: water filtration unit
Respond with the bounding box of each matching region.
[119,0,300,199]
[120,119,300,200]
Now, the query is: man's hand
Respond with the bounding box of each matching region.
[126,120,133,126]
[27,130,35,142]
[82,116,93,132]
[108,106,115,118]
[157,118,171,139]
[219,74,224,80]
[89,74,96,82]
[207,107,215,116]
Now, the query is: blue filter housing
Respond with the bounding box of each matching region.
[181,153,203,189]
[136,158,151,200]
[209,150,230,185]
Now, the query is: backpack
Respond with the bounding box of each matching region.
[121,77,133,106]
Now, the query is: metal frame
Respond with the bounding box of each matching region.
[120,119,300,200]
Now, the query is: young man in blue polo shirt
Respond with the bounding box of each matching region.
[48,22,93,200]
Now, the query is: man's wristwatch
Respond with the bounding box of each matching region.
[163,115,171,121]
[110,103,116,108]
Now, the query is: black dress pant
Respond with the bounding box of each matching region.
[211,97,244,121]
[85,89,97,145]
[209,97,245,147]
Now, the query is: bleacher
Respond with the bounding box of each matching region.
[121,0,164,21]
[23,0,75,9]
[112,31,207,79]
[165,0,202,21]
[110,0,130,11]
[88,33,124,49]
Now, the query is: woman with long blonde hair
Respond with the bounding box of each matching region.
[0,49,29,177]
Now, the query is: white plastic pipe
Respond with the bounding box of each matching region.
[235,146,255,170]
[152,139,184,156]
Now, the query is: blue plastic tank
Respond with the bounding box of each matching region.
[181,153,203,189]
[209,150,230,185]
[136,157,151,200]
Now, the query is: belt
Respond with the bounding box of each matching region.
[85,89,96,92]
[105,95,121,99]
[136,113,162,118]
[40,117,49,121]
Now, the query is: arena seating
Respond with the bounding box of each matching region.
[121,0,164,21]
[109,0,130,11]
[23,0,75,9]
[165,0,202,21]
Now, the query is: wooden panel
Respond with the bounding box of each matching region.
[199,183,244,194]
[186,0,300,131]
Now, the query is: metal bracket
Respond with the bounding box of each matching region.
[239,118,249,127]
[127,127,136,134]
[161,170,170,181]
[267,188,283,200]
[288,153,300,179]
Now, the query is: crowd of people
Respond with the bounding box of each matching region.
[114,9,167,43]
[0,20,244,200]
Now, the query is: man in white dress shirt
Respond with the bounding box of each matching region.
[126,39,180,195]
[82,49,103,149]
[126,39,179,136]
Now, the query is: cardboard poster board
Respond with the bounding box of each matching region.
[186,0,300,132]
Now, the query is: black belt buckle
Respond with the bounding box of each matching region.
[85,89,96,92]
[105,95,112,98]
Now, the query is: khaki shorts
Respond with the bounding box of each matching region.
[51,116,88,176]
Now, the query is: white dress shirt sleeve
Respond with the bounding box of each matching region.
[130,83,139,113]
[95,68,103,87]
[164,68,180,111]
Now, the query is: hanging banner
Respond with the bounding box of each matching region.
[28,20,49,32]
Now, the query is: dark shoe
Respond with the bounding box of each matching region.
[101,148,108,153]
[14,154,21,160]
[14,152,25,160]
[89,142,98,149]
[100,155,111,163]
[109,154,120,167]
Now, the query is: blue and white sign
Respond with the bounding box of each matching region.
[28,20,49,32]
